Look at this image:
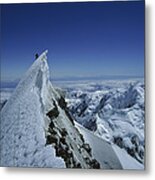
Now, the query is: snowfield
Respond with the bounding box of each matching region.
[54,78,145,167]
[75,122,122,169]
[76,122,143,170]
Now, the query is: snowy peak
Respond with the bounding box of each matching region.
[1,50,50,112]
[0,51,100,168]
[0,50,65,167]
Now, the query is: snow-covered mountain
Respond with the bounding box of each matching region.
[64,79,145,165]
[0,50,144,169]
[0,50,100,168]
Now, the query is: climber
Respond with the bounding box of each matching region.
[35,53,39,60]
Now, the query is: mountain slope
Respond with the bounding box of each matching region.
[1,50,141,169]
[0,50,99,168]
[113,145,144,169]
[66,80,145,165]
[75,122,122,169]
[76,122,143,169]
[0,51,65,167]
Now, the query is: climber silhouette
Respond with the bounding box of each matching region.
[35,53,39,60]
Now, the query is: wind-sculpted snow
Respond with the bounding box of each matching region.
[0,51,65,167]
[61,79,145,166]
[0,51,101,168]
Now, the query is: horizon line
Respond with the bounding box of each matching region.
[1,74,144,83]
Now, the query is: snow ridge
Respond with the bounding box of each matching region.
[0,50,100,169]
[0,50,143,169]
[0,50,65,167]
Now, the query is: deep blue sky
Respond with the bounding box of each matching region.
[1,1,145,81]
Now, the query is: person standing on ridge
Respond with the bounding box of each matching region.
[35,53,39,60]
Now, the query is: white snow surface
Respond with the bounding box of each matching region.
[0,51,144,169]
[0,88,13,102]
[0,88,14,110]
[56,78,145,166]
[76,122,144,170]
[75,122,122,169]
[0,50,65,167]
[113,145,144,170]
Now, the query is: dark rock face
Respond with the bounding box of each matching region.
[113,137,123,148]
[58,96,67,109]
[0,100,7,111]
[91,159,100,169]
[113,135,143,164]
[46,134,57,144]
[45,96,101,169]
[83,116,97,131]
[58,96,75,125]
[46,101,59,119]
[82,143,92,154]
